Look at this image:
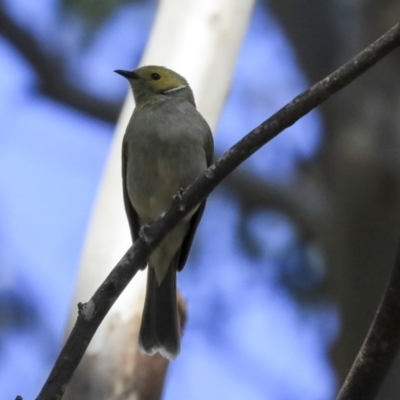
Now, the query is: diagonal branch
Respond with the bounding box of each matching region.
[336,236,400,400]
[0,6,121,123]
[33,22,400,400]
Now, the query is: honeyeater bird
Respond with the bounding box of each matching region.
[115,65,214,359]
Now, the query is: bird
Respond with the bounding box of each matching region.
[115,65,214,359]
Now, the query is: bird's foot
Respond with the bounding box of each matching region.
[139,223,152,243]
[172,188,186,213]
[173,188,186,202]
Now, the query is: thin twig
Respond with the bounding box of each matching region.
[34,22,400,400]
[336,236,400,400]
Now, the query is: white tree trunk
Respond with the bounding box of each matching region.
[65,0,255,398]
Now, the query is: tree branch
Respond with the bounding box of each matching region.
[32,22,400,400]
[0,6,121,123]
[336,235,400,400]
[63,293,187,400]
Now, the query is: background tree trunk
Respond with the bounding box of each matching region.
[64,0,255,398]
[267,1,400,398]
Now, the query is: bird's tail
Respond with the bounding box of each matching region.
[138,259,180,359]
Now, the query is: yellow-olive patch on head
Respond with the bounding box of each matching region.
[132,65,188,94]
[115,65,195,106]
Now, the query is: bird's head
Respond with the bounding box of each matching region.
[115,65,195,106]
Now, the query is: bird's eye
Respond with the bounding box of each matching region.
[151,73,161,80]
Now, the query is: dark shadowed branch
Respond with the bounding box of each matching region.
[0,5,121,123]
[33,22,400,400]
[336,236,400,400]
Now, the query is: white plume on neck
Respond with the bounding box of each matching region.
[163,85,188,94]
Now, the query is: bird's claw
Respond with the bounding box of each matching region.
[173,188,186,202]
[139,224,152,242]
[172,188,186,212]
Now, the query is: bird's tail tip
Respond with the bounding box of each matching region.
[138,264,181,360]
[138,338,180,360]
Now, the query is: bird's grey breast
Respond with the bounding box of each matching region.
[124,99,208,222]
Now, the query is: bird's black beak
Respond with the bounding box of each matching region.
[114,69,138,80]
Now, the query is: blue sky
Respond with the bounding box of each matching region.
[0,1,335,399]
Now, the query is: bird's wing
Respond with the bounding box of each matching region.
[177,200,207,272]
[204,126,214,166]
[122,139,140,243]
[177,125,213,272]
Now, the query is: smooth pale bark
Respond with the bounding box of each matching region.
[64,0,255,399]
